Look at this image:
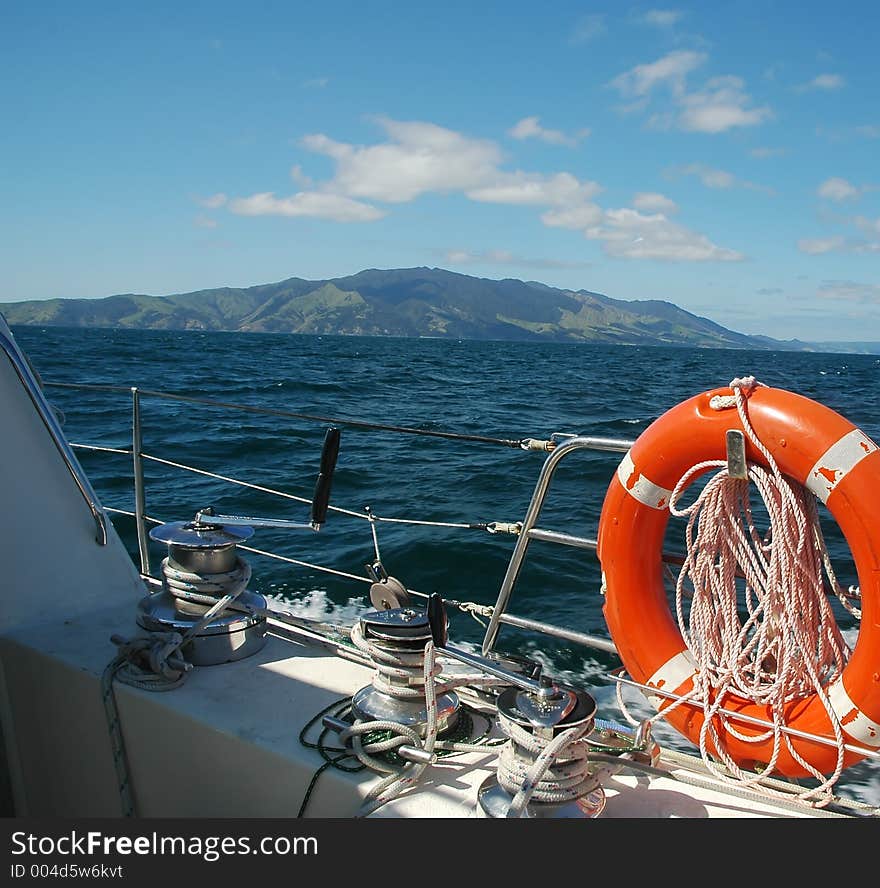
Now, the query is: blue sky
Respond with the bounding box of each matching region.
[2,1,878,342]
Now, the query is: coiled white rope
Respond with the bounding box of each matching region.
[655,376,853,802]
[495,710,594,817]
[159,556,252,604]
[348,620,436,704]
[108,556,253,691]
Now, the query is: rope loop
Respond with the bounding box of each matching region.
[110,631,190,687]
[729,375,759,397]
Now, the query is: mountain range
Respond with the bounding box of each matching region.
[0,267,861,351]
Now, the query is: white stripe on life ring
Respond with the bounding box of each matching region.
[806,428,878,504]
[828,678,880,748]
[617,451,673,510]
[646,650,698,710]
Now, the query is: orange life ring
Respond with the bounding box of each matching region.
[597,383,880,777]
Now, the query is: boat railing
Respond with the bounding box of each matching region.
[41,380,880,768]
[480,433,631,655]
[44,380,628,659]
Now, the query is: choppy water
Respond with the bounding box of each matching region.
[12,324,880,807]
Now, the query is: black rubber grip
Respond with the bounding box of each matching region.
[311,427,340,526]
[427,592,448,647]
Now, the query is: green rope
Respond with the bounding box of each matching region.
[297,698,365,817]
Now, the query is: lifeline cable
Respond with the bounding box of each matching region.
[45,381,531,448]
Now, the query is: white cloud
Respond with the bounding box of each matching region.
[300,133,354,161]
[585,208,744,261]
[813,73,845,89]
[645,111,676,130]
[632,192,678,213]
[855,125,880,139]
[610,56,771,133]
[854,216,880,237]
[290,164,312,186]
[675,163,735,188]
[795,73,845,92]
[228,191,385,222]
[797,236,845,254]
[678,76,773,133]
[213,116,746,267]
[570,14,606,43]
[618,98,651,116]
[223,118,605,233]
[197,193,228,209]
[467,171,601,207]
[817,280,880,303]
[509,116,550,141]
[301,118,502,203]
[817,177,859,201]
[850,217,880,253]
[668,163,772,193]
[541,204,604,229]
[610,50,706,98]
[508,116,588,146]
[302,77,329,89]
[193,215,218,229]
[447,248,512,264]
[798,215,880,255]
[637,9,684,27]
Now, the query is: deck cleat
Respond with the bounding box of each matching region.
[585,718,661,770]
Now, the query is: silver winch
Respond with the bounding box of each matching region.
[350,607,461,737]
[476,683,607,819]
[422,592,657,818]
[138,514,268,666]
[136,426,341,668]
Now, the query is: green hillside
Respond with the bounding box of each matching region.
[1,267,795,349]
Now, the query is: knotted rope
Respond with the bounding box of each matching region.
[109,555,252,690]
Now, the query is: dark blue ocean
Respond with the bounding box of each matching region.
[12,325,880,806]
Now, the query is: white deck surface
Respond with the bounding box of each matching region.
[0,599,829,819]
